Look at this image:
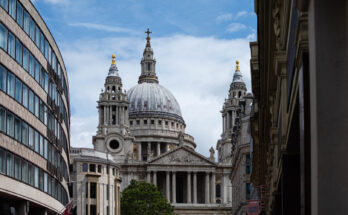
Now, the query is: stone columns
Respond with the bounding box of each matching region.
[105,106,109,125]
[205,172,210,203]
[116,106,118,125]
[193,172,197,203]
[147,172,151,183]
[172,172,176,203]
[221,174,225,203]
[153,171,157,186]
[138,143,142,161]
[103,106,107,125]
[147,143,151,160]
[187,172,191,203]
[166,171,170,201]
[211,172,216,203]
[157,142,160,156]
[109,106,112,124]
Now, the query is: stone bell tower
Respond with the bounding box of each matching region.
[217,60,247,163]
[93,54,134,162]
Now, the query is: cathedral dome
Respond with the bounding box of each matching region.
[127,82,183,121]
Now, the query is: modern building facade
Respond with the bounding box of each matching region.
[0,0,70,214]
[71,32,234,215]
[217,61,254,215]
[250,0,348,215]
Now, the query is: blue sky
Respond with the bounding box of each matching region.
[32,0,256,157]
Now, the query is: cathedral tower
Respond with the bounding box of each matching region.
[217,61,248,163]
[93,54,134,161]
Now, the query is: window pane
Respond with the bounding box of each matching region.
[39,169,44,191]
[6,112,13,137]
[29,18,35,41]
[21,121,28,146]
[0,65,6,91]
[34,95,39,117]
[48,45,52,65]
[0,23,7,51]
[39,100,44,122]
[0,107,5,132]
[7,32,15,58]
[28,163,34,186]
[39,135,43,156]
[7,72,14,97]
[44,172,48,192]
[15,39,22,65]
[35,60,40,82]
[16,3,23,28]
[35,25,40,47]
[6,152,13,177]
[28,89,34,113]
[28,126,34,149]
[82,163,87,172]
[44,139,47,159]
[8,0,15,19]
[23,47,29,71]
[15,78,22,103]
[14,156,21,180]
[29,54,34,77]
[34,166,39,188]
[34,130,39,153]
[14,117,21,141]
[23,11,30,34]
[90,182,96,198]
[0,148,5,174]
[40,68,45,88]
[21,160,28,183]
[0,0,9,12]
[44,73,48,92]
[40,32,44,54]
[44,40,49,60]
[22,84,28,108]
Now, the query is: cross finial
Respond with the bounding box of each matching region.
[145,28,152,47]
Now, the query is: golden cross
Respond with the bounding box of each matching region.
[145,28,152,37]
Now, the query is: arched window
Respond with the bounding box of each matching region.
[147,63,151,71]
[238,91,242,98]
[112,86,115,93]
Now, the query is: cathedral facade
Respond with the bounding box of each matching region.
[70,32,250,215]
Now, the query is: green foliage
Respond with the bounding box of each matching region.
[121,180,175,215]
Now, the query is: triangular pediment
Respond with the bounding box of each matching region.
[148,146,216,166]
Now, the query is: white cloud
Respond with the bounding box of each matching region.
[63,34,252,157]
[216,13,233,23]
[226,23,247,33]
[69,23,137,34]
[235,11,248,19]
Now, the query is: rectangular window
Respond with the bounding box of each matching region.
[34,95,39,117]
[44,73,48,92]
[14,156,21,180]
[39,135,44,156]
[6,152,13,177]
[35,25,40,47]
[44,139,48,159]
[15,39,22,65]
[40,68,45,88]
[21,160,28,183]
[6,112,13,137]
[90,205,96,215]
[8,0,15,19]
[85,182,88,198]
[14,117,21,141]
[48,45,52,65]
[28,89,34,113]
[97,165,101,173]
[7,72,14,97]
[44,39,49,60]
[89,164,95,172]
[246,154,251,174]
[39,100,44,122]
[23,48,29,71]
[29,18,35,41]
[40,32,44,54]
[7,32,15,58]
[246,183,251,200]
[28,163,34,186]
[0,107,5,132]
[106,184,109,200]
[28,126,34,149]
[44,172,48,192]
[34,130,39,153]
[34,166,39,188]
[0,23,7,51]
[82,163,87,172]
[39,169,44,191]
[0,0,9,12]
[44,106,47,125]
[90,182,96,198]
[29,54,34,77]
[16,3,23,28]
[23,10,30,34]
[0,65,6,91]
[0,148,5,174]
[21,121,28,146]
[22,84,28,108]
[15,78,22,103]
[35,60,40,82]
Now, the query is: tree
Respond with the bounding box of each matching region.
[121,180,175,215]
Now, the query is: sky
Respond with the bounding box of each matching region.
[31,0,257,157]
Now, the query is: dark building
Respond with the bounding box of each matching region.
[250,0,348,214]
[0,0,70,214]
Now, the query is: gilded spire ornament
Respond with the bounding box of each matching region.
[145,28,152,47]
[236,60,240,71]
[112,54,116,65]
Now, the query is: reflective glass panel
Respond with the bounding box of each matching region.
[22,84,28,108]
[0,23,7,51]
[7,72,14,97]
[23,11,30,34]
[6,112,13,137]
[15,39,22,65]
[0,107,5,132]
[7,32,15,58]
[8,0,15,19]
[0,65,6,91]
[23,47,29,71]
[21,121,28,146]
[15,78,22,103]
[16,3,23,28]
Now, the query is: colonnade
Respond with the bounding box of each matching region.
[138,142,168,161]
[101,105,128,126]
[146,171,220,204]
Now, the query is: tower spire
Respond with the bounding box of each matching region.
[145,28,152,47]
[138,29,158,84]
[236,60,240,71]
[108,54,119,76]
